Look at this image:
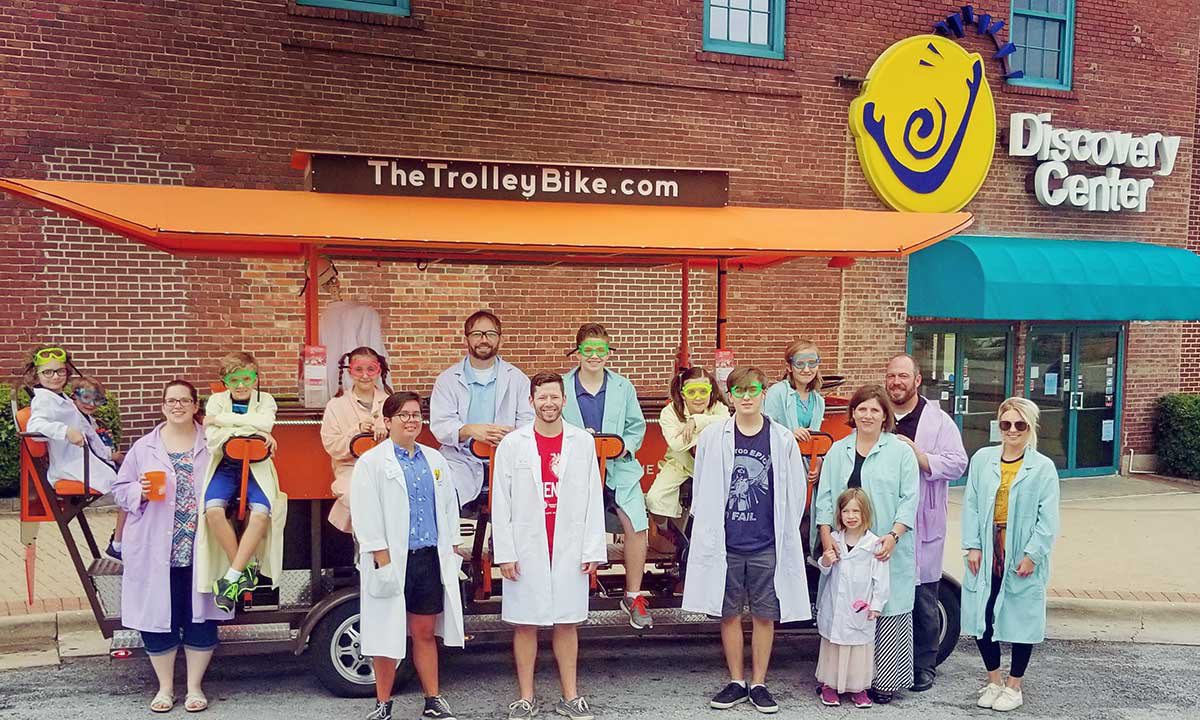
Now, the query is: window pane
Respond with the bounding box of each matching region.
[709,7,728,40]
[1043,50,1060,80]
[1013,0,1031,8]
[1048,0,1067,15]
[730,0,750,9]
[751,0,769,10]
[729,9,751,42]
[1044,19,1062,49]
[711,0,730,6]
[1025,48,1043,78]
[1013,15,1027,46]
[1030,17,1047,49]
[1012,46,1026,73]
[1029,0,1048,12]
[750,11,768,45]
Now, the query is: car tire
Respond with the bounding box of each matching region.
[935,577,962,666]
[310,598,416,697]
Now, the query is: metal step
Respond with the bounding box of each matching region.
[111,623,296,654]
[87,558,123,620]
[464,607,714,635]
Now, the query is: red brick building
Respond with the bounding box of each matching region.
[2,0,1196,476]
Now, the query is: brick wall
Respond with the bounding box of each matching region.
[0,0,1196,461]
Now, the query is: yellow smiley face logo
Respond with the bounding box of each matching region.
[850,35,996,213]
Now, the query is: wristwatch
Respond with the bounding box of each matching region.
[887,531,900,543]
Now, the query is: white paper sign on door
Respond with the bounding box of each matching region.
[989,420,1001,442]
[1044,373,1059,395]
[1030,366,1040,379]
[1101,419,1115,442]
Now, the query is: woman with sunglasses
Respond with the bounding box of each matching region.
[961,398,1060,713]
[645,366,730,535]
[22,345,119,495]
[320,346,392,533]
[111,380,229,713]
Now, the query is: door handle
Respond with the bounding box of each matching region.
[955,395,969,414]
[1070,391,1084,410]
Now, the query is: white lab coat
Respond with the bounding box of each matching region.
[430,357,534,506]
[321,300,387,398]
[26,387,118,493]
[682,416,811,622]
[350,440,465,660]
[816,529,890,646]
[491,423,606,626]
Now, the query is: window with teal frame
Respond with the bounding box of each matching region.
[297,0,410,17]
[1008,0,1074,90]
[703,0,786,60]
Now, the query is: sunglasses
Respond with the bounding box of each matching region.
[681,383,712,400]
[466,330,500,341]
[72,389,107,405]
[730,382,764,399]
[578,342,610,359]
[790,355,821,370]
[33,347,67,366]
[349,362,381,378]
[38,367,69,379]
[999,420,1029,432]
[224,370,258,388]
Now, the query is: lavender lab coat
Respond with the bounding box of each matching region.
[111,423,232,632]
[910,402,969,585]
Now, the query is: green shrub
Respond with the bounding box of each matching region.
[0,384,123,498]
[1154,394,1200,480]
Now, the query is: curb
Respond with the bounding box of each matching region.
[1046,597,1200,645]
[0,610,100,655]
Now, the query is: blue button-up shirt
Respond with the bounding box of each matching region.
[393,443,438,550]
[574,371,607,434]
[463,358,498,426]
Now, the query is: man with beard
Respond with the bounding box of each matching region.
[492,372,606,720]
[431,311,534,509]
[884,354,967,693]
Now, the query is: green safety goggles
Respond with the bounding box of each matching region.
[224,369,258,388]
[729,382,764,399]
[577,341,610,359]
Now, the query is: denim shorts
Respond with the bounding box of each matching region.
[204,458,271,514]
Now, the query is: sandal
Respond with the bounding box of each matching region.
[150,691,175,713]
[184,691,208,713]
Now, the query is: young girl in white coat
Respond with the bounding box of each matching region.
[816,488,890,709]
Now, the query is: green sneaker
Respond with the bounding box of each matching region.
[213,577,240,612]
[240,561,260,592]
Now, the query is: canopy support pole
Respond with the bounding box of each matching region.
[304,245,320,346]
[716,258,728,349]
[676,260,691,371]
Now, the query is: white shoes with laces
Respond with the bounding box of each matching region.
[991,687,1024,712]
[976,683,1005,708]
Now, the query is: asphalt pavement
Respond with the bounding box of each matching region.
[0,636,1196,720]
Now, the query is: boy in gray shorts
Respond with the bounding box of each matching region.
[682,366,812,715]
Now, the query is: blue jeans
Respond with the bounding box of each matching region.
[141,566,219,655]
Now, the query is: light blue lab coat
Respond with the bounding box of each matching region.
[763,380,826,432]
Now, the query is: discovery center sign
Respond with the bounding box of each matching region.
[1009,112,1181,213]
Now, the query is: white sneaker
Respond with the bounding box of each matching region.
[976,683,1005,708]
[991,687,1024,712]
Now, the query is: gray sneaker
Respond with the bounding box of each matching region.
[507,698,539,719]
[620,594,653,630]
[555,696,594,720]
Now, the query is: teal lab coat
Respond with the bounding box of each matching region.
[561,368,648,532]
[814,431,919,616]
[763,380,826,432]
[960,445,1060,644]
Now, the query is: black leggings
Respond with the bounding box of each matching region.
[975,573,1034,677]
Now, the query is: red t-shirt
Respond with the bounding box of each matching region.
[534,430,564,560]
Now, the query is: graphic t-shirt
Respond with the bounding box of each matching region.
[231,399,249,414]
[535,430,565,560]
[725,417,775,554]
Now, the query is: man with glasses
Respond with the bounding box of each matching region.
[884,354,968,693]
[431,311,533,509]
[684,367,810,714]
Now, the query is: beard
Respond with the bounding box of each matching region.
[888,384,916,405]
[470,343,498,361]
[537,406,563,423]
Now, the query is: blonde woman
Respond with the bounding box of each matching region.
[960,398,1060,713]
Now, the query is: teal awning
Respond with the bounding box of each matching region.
[908,235,1200,321]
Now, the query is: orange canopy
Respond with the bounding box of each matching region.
[0,178,972,265]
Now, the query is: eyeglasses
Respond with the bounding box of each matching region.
[38,367,69,379]
[681,383,712,400]
[164,398,195,407]
[390,412,422,422]
[729,382,764,399]
[466,330,500,341]
[224,370,258,388]
[33,347,67,366]
[577,342,610,359]
[999,420,1029,432]
[790,355,821,370]
[72,390,107,405]
[349,362,381,378]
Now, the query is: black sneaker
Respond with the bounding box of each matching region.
[240,561,260,592]
[366,700,393,720]
[423,695,456,720]
[710,682,749,709]
[748,685,779,714]
[104,533,122,562]
[213,577,239,612]
[867,688,894,705]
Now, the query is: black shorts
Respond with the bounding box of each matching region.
[404,547,445,616]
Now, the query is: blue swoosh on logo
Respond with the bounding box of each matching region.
[861,58,984,195]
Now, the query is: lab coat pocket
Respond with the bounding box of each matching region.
[367,562,402,598]
[961,560,981,592]
[1004,566,1044,597]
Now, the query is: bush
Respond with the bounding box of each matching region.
[0,384,123,498]
[1154,394,1200,480]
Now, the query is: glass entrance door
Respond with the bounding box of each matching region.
[909,325,1014,469]
[1025,325,1124,476]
